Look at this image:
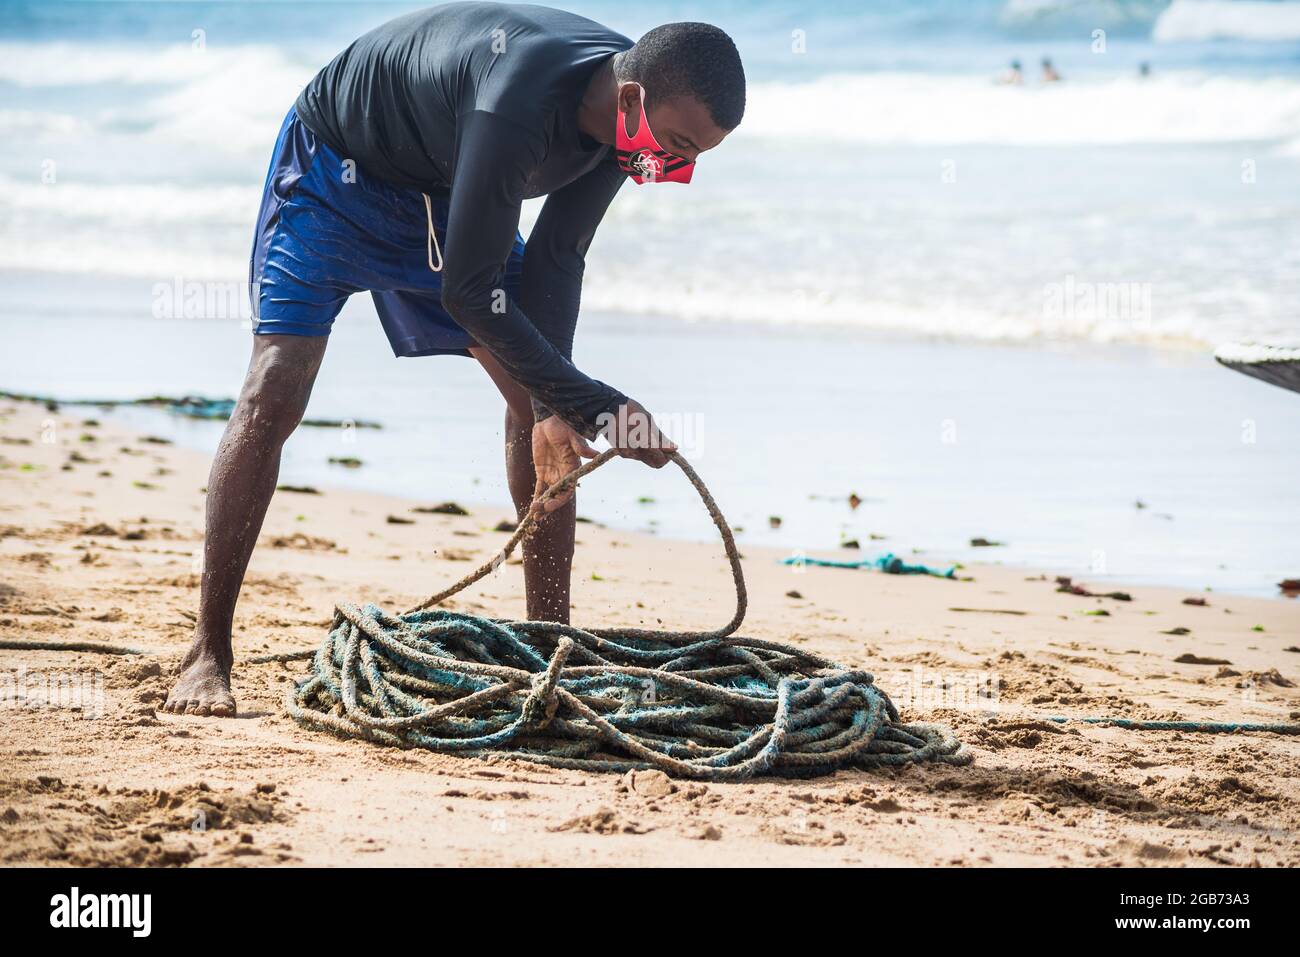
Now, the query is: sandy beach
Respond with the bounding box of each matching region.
[1,397,1297,867]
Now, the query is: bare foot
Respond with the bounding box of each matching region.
[162,649,236,717]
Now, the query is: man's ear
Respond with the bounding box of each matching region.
[617,82,643,130]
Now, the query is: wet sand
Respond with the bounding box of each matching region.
[1,399,1297,866]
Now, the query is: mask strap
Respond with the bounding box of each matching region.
[422,193,444,273]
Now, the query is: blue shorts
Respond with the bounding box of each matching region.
[248,108,525,357]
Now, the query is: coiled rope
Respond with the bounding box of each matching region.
[6,446,1294,750]
[284,449,971,779]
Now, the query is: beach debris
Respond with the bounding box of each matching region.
[949,607,1027,616]
[1251,625,1265,632]
[685,824,723,841]
[840,538,860,549]
[768,515,782,529]
[622,769,674,799]
[140,435,172,445]
[785,589,803,599]
[1083,609,1110,616]
[276,484,320,495]
[80,522,119,537]
[493,519,518,533]
[1248,668,1295,688]
[386,515,415,525]
[1054,577,1132,601]
[327,456,363,468]
[1162,627,1192,635]
[302,417,381,429]
[0,390,381,428]
[637,496,655,505]
[551,806,647,835]
[1135,499,1147,510]
[1182,597,1208,606]
[268,533,336,550]
[413,501,469,516]
[1279,579,1300,594]
[970,537,1004,547]
[1174,653,1231,665]
[781,553,955,579]
[848,492,862,510]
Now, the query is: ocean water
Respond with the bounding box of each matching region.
[4,0,1300,348]
[3,295,1300,597]
[2,0,1299,594]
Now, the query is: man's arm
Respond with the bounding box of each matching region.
[519,154,625,366]
[439,110,626,438]
[515,155,676,496]
[520,155,625,426]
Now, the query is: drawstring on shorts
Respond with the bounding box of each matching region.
[422,193,444,272]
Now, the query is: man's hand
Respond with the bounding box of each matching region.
[532,415,597,512]
[530,400,676,512]
[600,399,676,468]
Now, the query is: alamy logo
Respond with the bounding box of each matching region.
[49,887,151,937]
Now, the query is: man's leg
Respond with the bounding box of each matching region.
[469,346,575,623]
[163,334,328,715]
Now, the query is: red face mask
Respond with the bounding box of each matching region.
[615,84,694,185]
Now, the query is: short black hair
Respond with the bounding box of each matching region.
[615,22,745,131]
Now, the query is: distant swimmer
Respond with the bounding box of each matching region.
[1041,57,1062,83]
[998,59,1024,85]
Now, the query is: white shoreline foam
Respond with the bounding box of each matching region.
[1155,0,1300,43]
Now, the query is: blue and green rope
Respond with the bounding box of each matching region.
[284,449,971,779]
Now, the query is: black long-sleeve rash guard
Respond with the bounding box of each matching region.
[295,2,632,436]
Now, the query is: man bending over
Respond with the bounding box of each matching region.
[162,2,746,715]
